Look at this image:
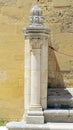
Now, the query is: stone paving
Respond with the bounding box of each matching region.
[0,127,8,130]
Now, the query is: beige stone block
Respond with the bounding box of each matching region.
[1,7,24,17]
[16,25,24,34]
[41,83,47,96]
[17,0,32,9]
[0,14,8,24]
[25,39,30,53]
[16,0,25,8]
[24,78,30,94]
[70,60,73,71]
[24,58,31,69]
[44,110,73,123]
[49,23,61,33]
[25,69,31,78]
[41,43,48,70]
[53,0,71,7]
[26,115,44,124]
[59,61,70,72]
[40,88,47,108]
[0,34,23,44]
[0,24,16,33]
[0,0,17,7]
[48,60,56,71]
[41,71,48,83]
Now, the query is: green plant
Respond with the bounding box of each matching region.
[0,118,8,126]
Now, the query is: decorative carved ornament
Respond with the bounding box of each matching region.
[30,38,43,49]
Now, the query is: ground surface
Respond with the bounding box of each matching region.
[0,127,8,130]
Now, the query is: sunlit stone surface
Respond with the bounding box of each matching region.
[6,4,73,130]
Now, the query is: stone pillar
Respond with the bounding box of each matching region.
[23,5,50,124]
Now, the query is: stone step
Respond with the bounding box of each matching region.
[6,121,73,130]
[44,109,73,123]
[48,88,73,108]
[48,88,72,97]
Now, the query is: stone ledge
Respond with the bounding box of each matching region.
[6,122,73,130]
[44,109,73,123]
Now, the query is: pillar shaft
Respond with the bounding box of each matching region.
[30,49,41,109]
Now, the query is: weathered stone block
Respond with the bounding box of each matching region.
[44,110,73,123]
[53,0,71,7]
[26,116,44,124]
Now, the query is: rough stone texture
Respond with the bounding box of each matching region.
[53,0,71,7]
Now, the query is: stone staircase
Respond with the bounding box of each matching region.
[47,88,73,109]
[6,88,73,130]
[42,88,73,123]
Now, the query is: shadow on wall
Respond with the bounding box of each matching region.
[47,42,72,109]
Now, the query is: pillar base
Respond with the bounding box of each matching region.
[29,105,42,111]
[26,111,44,124]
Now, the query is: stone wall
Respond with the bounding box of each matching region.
[38,0,73,88]
[0,0,73,120]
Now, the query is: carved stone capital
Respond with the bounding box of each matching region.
[30,38,43,49]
